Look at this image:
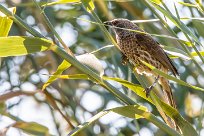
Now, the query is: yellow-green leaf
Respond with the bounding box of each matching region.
[149,0,162,5]
[42,60,71,90]
[103,76,153,103]
[81,0,95,13]
[0,7,16,37]
[13,122,50,136]
[178,2,197,7]
[53,73,197,135]
[42,0,80,6]
[0,36,53,57]
[111,105,148,119]
[141,61,204,92]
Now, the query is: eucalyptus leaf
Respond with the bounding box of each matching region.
[13,122,51,136]
[0,36,53,57]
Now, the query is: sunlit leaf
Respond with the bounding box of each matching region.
[141,61,204,92]
[42,60,71,90]
[111,105,148,119]
[178,2,197,7]
[42,0,80,6]
[53,73,196,135]
[13,122,51,136]
[69,103,180,136]
[103,76,153,103]
[42,53,103,90]
[149,0,162,5]
[0,36,53,57]
[0,7,16,37]
[153,94,198,136]
[81,0,95,13]
[68,110,110,136]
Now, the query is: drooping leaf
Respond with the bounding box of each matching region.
[42,60,71,90]
[178,2,197,7]
[42,0,80,6]
[0,36,53,57]
[42,53,103,90]
[13,122,51,136]
[68,105,180,136]
[55,73,197,135]
[111,105,148,119]
[103,76,153,103]
[0,7,16,37]
[68,110,110,136]
[141,61,204,92]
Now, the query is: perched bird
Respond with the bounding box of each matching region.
[104,18,178,109]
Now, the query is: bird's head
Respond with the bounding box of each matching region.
[104,18,137,36]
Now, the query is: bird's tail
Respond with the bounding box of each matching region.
[159,77,176,108]
[159,77,181,131]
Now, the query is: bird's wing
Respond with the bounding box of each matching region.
[135,33,178,76]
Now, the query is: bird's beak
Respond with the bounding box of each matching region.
[103,21,112,26]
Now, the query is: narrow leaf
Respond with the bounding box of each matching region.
[42,60,71,90]
[141,61,204,92]
[111,105,148,119]
[13,122,50,136]
[178,2,197,7]
[0,7,16,37]
[0,36,53,57]
[68,110,110,136]
[42,0,80,6]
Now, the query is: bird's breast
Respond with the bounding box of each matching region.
[117,37,165,76]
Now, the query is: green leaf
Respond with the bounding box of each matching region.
[103,76,153,103]
[103,76,197,136]
[68,110,110,136]
[81,0,95,13]
[141,61,204,92]
[0,102,6,114]
[153,94,198,136]
[162,46,190,60]
[111,105,148,119]
[0,36,53,57]
[149,0,162,5]
[151,3,201,47]
[178,2,197,7]
[52,74,195,135]
[42,0,80,6]
[13,122,51,136]
[0,7,16,37]
[42,60,71,90]
[68,104,180,136]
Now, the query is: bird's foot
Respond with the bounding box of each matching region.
[143,75,160,97]
[143,86,153,97]
[121,54,129,65]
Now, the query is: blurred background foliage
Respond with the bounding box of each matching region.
[0,0,204,136]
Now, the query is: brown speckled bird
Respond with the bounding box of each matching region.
[104,18,178,109]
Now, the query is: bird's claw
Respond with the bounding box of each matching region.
[143,87,152,97]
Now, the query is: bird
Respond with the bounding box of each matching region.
[104,18,178,109]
